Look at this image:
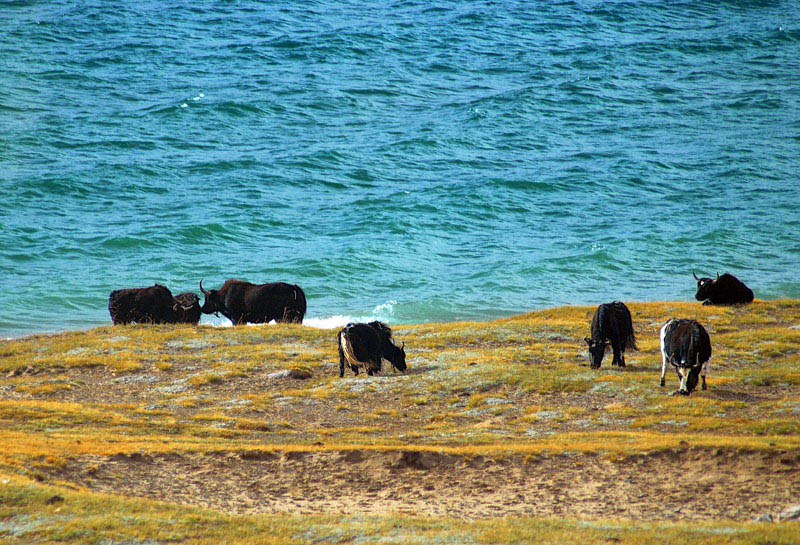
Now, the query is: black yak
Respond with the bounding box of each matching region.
[172,292,202,324]
[659,318,712,395]
[584,301,638,369]
[693,272,754,305]
[109,284,200,325]
[337,321,406,377]
[199,279,306,325]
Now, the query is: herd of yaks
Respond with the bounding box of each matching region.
[108,272,755,396]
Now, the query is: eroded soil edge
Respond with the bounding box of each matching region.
[45,447,800,521]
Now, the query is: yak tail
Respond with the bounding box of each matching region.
[339,331,358,368]
[293,285,307,322]
[627,329,639,352]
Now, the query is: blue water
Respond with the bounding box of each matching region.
[2,1,799,337]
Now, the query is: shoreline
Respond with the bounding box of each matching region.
[4,296,797,341]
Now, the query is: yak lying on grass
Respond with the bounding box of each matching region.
[584,301,638,369]
[693,272,754,305]
[337,321,406,377]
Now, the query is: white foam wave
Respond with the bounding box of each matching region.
[305,300,399,330]
[304,315,355,329]
[197,300,400,330]
[200,314,233,328]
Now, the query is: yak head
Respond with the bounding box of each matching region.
[671,356,702,395]
[693,271,719,302]
[584,336,607,369]
[369,321,407,373]
[173,292,201,324]
[199,279,223,315]
[387,341,407,373]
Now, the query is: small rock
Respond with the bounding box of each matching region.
[239,450,277,461]
[754,513,773,522]
[777,504,800,521]
[266,369,312,380]
[283,451,306,462]
[340,450,366,464]
[392,450,436,470]
[45,495,64,505]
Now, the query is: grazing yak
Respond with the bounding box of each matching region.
[337,321,406,377]
[584,301,638,369]
[108,284,202,325]
[693,272,754,305]
[199,279,306,325]
[659,318,712,395]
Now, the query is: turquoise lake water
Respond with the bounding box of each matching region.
[2,1,799,336]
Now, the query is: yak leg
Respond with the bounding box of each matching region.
[701,358,710,391]
[659,332,668,387]
[338,344,346,378]
[366,357,379,376]
[612,342,624,367]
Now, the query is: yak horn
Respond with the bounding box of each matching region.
[715,272,720,281]
[199,278,209,296]
[692,271,700,281]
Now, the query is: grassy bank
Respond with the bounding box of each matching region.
[1,300,799,543]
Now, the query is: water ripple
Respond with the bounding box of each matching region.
[1,0,799,336]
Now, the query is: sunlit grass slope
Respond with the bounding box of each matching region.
[2,300,799,464]
[1,300,798,543]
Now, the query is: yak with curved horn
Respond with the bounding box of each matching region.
[693,271,754,305]
[199,278,306,324]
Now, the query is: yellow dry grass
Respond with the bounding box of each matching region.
[1,300,799,543]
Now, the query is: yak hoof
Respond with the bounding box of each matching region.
[660,379,665,387]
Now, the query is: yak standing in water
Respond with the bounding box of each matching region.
[172,292,202,324]
[660,318,712,395]
[584,301,638,369]
[109,284,201,325]
[199,279,306,324]
[693,272,754,305]
[337,321,407,377]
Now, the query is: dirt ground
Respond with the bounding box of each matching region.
[48,447,800,521]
